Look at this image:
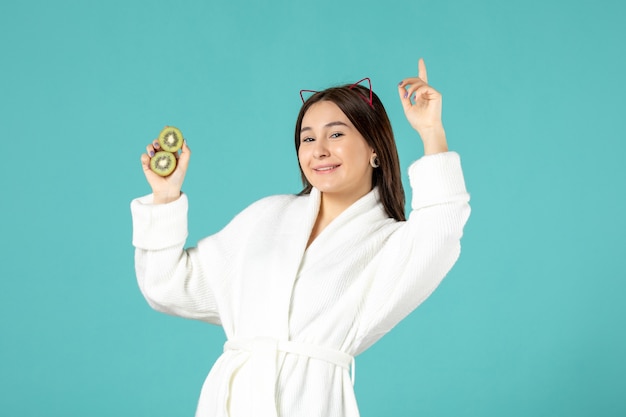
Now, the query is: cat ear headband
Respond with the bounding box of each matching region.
[299,77,374,108]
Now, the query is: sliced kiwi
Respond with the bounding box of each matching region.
[158,126,184,153]
[150,151,177,177]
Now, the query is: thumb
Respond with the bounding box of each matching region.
[176,140,191,173]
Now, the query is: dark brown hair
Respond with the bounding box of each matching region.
[294,84,406,221]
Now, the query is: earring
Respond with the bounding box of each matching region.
[370,154,380,168]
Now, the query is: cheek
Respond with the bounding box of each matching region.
[297,148,307,167]
[344,145,370,168]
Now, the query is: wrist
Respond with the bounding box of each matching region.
[153,191,181,204]
[417,124,448,155]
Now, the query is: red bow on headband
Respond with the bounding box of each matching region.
[300,77,374,108]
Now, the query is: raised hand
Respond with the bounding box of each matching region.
[141,130,191,204]
[398,58,448,155]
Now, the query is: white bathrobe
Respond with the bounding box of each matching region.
[131,152,471,417]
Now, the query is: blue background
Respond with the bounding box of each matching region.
[1,0,624,415]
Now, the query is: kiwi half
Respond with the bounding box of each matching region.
[158,126,184,153]
[150,151,177,177]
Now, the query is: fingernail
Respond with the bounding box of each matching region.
[149,150,155,157]
[403,93,408,99]
[153,141,159,147]
[398,81,403,86]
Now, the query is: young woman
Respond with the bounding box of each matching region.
[131,58,470,417]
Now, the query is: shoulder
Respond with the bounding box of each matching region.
[407,151,469,210]
[198,192,308,247]
[227,192,308,225]
[242,193,302,213]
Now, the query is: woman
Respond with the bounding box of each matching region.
[131,58,470,417]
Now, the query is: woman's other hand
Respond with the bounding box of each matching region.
[398,58,448,155]
[140,131,191,204]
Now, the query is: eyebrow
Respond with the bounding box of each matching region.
[300,121,350,134]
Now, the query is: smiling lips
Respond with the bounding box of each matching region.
[313,164,341,173]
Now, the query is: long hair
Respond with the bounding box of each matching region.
[294,83,406,221]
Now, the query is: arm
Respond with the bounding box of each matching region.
[131,193,221,323]
[132,131,221,322]
[356,59,471,351]
[356,152,470,351]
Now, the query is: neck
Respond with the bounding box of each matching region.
[306,187,372,249]
[319,188,371,221]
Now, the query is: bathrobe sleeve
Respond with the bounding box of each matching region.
[131,193,222,323]
[131,193,275,324]
[356,151,471,352]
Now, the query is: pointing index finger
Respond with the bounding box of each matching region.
[418,58,428,84]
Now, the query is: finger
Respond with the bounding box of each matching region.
[404,77,426,96]
[402,78,427,95]
[418,57,428,84]
[146,144,156,157]
[174,138,190,158]
[398,77,426,99]
[176,140,191,172]
[397,82,414,113]
[141,153,165,184]
[398,77,425,89]
[141,153,152,172]
[405,83,440,103]
[413,85,434,104]
[153,139,160,150]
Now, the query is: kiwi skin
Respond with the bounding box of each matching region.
[158,126,184,153]
[150,151,177,177]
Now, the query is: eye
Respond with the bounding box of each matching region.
[301,136,315,143]
[330,132,344,139]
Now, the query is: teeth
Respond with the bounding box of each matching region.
[315,166,337,171]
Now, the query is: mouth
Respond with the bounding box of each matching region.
[313,164,340,173]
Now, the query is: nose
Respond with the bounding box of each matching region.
[313,139,329,159]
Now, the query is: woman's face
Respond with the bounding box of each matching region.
[298,100,374,201]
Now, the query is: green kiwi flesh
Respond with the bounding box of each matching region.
[158,126,184,153]
[150,151,177,176]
